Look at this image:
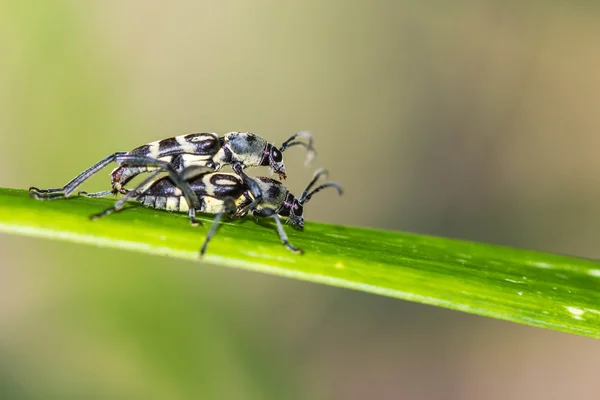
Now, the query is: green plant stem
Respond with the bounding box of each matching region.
[1,188,599,338]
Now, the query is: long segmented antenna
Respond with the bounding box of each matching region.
[300,168,328,197]
[298,168,343,204]
[300,183,343,205]
[280,131,316,165]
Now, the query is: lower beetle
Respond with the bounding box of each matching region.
[88,168,342,255]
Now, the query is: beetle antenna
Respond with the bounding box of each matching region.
[280,131,316,165]
[300,168,328,198]
[299,169,342,204]
[299,183,343,205]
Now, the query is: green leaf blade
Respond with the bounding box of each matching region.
[1,188,599,338]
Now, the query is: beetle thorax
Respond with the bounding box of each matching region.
[215,132,266,168]
[252,177,288,210]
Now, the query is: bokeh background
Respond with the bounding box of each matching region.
[1,1,600,399]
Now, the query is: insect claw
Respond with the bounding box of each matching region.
[190,219,202,227]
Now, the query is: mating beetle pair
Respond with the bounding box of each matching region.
[29,131,342,255]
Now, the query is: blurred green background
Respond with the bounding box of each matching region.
[1,1,600,399]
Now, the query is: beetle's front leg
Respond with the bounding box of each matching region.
[254,207,303,254]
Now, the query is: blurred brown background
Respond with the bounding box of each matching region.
[1,1,599,399]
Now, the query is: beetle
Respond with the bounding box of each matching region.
[29,131,315,225]
[88,167,342,255]
[110,130,315,192]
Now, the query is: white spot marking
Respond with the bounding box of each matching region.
[517,292,523,296]
[148,141,160,158]
[179,200,190,212]
[189,132,217,142]
[588,269,600,278]
[176,135,197,153]
[166,197,179,211]
[181,153,213,167]
[216,179,236,186]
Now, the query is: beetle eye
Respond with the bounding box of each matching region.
[271,148,283,163]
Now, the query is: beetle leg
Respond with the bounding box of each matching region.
[89,168,164,220]
[78,190,115,198]
[199,196,236,256]
[29,152,128,200]
[255,207,303,254]
[113,154,202,225]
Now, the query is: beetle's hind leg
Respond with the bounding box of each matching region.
[86,155,205,225]
[29,152,127,200]
[78,190,115,198]
[89,169,165,220]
